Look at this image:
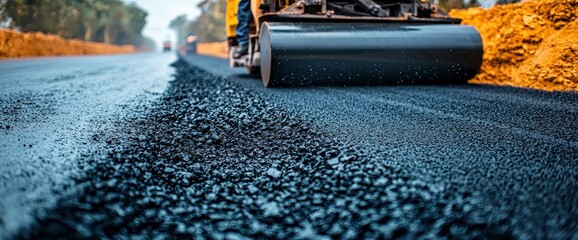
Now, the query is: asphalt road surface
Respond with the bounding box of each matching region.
[1,53,577,239]
[0,54,174,238]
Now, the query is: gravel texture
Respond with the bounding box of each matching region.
[0,54,174,238]
[15,60,526,239]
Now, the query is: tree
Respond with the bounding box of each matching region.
[0,0,8,25]
[183,0,226,42]
[436,0,466,12]
[169,14,188,42]
[1,0,148,46]
[467,0,480,7]
[496,0,521,5]
[169,14,187,31]
[72,0,107,41]
[120,3,147,46]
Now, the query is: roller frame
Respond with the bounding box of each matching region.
[228,0,484,87]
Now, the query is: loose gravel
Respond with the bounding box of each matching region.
[17,60,541,239]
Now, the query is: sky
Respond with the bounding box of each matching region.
[123,0,202,50]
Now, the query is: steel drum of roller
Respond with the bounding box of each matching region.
[259,22,483,87]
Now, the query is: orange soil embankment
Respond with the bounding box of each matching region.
[197,42,228,58]
[0,29,135,59]
[451,0,578,92]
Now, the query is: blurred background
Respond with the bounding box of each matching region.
[0,0,513,52]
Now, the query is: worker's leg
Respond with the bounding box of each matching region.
[234,0,252,57]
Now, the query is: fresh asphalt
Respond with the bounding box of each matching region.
[1,53,576,239]
[0,53,175,237]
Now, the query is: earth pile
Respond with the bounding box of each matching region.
[451,0,578,91]
[197,42,228,58]
[0,29,135,59]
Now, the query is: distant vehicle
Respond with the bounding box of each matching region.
[163,40,172,52]
[185,32,198,55]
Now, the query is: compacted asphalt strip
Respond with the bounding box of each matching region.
[1,53,577,239]
[0,53,175,238]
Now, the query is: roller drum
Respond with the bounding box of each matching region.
[260,22,483,87]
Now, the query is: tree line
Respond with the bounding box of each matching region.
[169,0,227,43]
[0,0,148,47]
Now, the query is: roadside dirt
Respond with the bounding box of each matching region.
[0,29,135,59]
[197,42,229,58]
[451,0,578,92]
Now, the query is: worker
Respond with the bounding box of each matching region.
[233,0,252,58]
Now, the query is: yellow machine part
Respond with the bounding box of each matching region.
[226,0,263,40]
[225,0,240,38]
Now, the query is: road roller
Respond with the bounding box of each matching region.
[226,0,483,87]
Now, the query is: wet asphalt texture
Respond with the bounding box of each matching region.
[1,53,577,239]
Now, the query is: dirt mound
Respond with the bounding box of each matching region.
[197,42,228,58]
[0,29,135,59]
[451,0,578,92]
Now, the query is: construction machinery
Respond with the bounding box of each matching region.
[226,0,483,87]
[163,40,172,52]
[185,32,199,55]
